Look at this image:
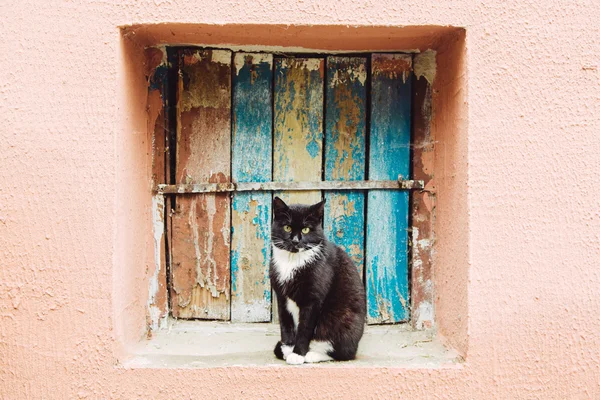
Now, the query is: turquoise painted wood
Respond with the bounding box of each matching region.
[323,56,367,276]
[366,54,413,324]
[273,57,324,205]
[231,53,273,322]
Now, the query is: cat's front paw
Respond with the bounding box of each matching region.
[281,344,294,360]
[286,353,305,365]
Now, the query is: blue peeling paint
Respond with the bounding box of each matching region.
[306,139,320,158]
[230,54,273,322]
[323,57,367,276]
[230,248,240,294]
[232,57,273,183]
[366,55,412,323]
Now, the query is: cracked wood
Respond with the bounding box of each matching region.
[170,49,232,320]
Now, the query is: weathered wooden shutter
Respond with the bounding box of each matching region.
[165,50,414,324]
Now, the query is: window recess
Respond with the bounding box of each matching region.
[153,48,425,325]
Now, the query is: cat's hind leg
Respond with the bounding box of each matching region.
[329,338,359,361]
[304,341,334,363]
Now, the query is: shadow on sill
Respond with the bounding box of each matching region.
[123,320,461,369]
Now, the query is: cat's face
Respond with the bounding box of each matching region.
[271,196,325,253]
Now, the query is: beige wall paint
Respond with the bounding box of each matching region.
[1,1,599,398]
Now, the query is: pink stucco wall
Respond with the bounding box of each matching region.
[1,1,599,398]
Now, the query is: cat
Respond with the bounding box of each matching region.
[270,196,366,365]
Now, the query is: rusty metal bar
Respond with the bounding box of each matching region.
[156,179,424,194]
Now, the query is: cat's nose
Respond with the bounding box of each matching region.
[291,236,300,244]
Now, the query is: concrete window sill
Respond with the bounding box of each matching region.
[124,320,461,369]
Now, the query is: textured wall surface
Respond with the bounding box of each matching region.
[1,0,599,399]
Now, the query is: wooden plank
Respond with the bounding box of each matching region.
[231,53,273,322]
[411,51,436,330]
[323,56,367,276]
[170,49,232,320]
[273,58,324,205]
[366,54,412,324]
[146,47,169,330]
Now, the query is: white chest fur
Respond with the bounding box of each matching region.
[271,245,322,285]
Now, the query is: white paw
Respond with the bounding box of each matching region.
[304,351,333,363]
[286,353,305,365]
[281,345,294,360]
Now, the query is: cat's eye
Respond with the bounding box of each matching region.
[283,225,292,233]
[302,227,310,234]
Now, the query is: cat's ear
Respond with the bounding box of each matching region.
[273,196,289,215]
[309,199,326,221]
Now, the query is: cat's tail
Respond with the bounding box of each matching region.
[274,341,284,360]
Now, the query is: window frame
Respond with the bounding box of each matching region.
[146,45,435,331]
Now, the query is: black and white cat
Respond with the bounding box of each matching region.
[270,196,366,365]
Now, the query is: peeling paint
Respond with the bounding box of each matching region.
[367,54,412,324]
[375,295,393,323]
[279,57,323,72]
[410,65,436,329]
[171,194,232,319]
[231,53,273,322]
[186,49,229,66]
[170,49,231,320]
[348,244,362,258]
[415,301,434,330]
[210,49,232,65]
[146,46,169,331]
[412,226,422,267]
[180,49,232,112]
[328,59,367,87]
[147,195,167,330]
[372,53,412,82]
[231,194,271,322]
[329,194,356,218]
[274,57,324,204]
[410,67,435,331]
[234,52,272,75]
[326,57,366,182]
[325,193,364,270]
[202,195,219,291]
[413,49,437,85]
[323,56,366,276]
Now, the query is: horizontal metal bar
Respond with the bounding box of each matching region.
[156,179,424,194]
